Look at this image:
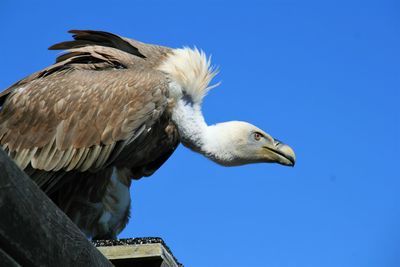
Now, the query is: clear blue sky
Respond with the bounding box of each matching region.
[1,1,399,266]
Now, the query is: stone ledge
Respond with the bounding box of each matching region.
[93,237,182,267]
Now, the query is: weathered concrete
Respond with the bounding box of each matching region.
[94,237,182,267]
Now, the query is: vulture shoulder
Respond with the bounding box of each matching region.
[0,31,173,175]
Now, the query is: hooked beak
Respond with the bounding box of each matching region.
[263,139,296,167]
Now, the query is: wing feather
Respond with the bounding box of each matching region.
[49,30,146,59]
[94,143,115,169]
[53,147,73,171]
[65,148,85,171]
[0,68,170,173]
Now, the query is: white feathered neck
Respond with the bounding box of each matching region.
[158,47,244,165]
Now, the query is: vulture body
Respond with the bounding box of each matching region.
[0,30,295,239]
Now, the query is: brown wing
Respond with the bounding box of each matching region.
[49,29,171,69]
[0,65,170,173]
[49,30,146,58]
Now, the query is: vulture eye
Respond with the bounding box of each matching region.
[253,132,262,141]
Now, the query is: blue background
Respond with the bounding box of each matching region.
[1,1,399,266]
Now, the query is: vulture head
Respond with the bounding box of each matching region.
[203,121,295,166]
[159,48,296,168]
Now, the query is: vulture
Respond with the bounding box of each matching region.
[0,30,295,239]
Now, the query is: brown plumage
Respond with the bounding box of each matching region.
[0,30,180,239]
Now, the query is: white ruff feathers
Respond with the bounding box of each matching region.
[158,47,241,165]
[158,47,219,104]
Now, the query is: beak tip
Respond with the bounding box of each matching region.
[278,144,296,167]
[285,158,295,167]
